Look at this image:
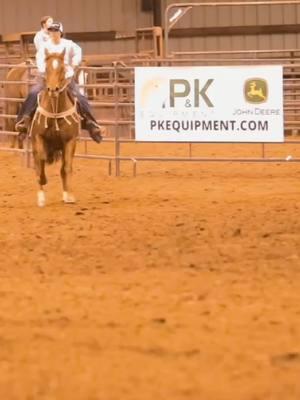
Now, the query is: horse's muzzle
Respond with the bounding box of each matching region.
[47,87,60,97]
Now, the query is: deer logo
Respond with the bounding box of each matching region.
[244,78,268,104]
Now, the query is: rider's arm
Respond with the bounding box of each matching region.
[70,42,82,68]
[36,44,46,74]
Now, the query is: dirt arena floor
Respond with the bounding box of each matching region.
[0,140,300,400]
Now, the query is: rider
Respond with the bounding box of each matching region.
[33,16,53,51]
[16,21,103,143]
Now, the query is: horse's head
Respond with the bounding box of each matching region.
[45,48,66,97]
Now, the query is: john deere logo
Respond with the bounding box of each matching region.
[244,78,268,104]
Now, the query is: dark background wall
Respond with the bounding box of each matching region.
[1,0,300,55]
[164,0,300,53]
[0,0,153,54]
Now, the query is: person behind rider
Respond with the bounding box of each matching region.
[16,21,103,143]
[33,15,53,51]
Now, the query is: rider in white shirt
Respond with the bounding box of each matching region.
[16,22,102,143]
[33,16,53,51]
[36,31,82,79]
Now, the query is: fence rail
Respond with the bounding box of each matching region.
[1,56,300,176]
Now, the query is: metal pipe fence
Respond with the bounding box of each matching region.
[1,58,300,176]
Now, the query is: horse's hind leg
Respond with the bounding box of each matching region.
[61,139,76,204]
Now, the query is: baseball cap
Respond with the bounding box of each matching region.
[48,22,64,33]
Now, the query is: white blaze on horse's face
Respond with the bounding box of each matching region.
[52,59,59,70]
[46,55,65,96]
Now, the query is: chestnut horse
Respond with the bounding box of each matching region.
[4,63,30,149]
[30,49,81,207]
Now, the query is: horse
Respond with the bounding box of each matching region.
[4,62,30,149]
[30,48,81,207]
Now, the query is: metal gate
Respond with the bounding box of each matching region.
[1,55,300,176]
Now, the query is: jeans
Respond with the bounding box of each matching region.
[68,80,98,126]
[17,78,98,126]
[16,78,44,123]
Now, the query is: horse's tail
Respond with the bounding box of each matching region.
[46,150,61,164]
[45,140,62,164]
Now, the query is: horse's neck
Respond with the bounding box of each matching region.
[40,90,73,113]
[5,67,28,98]
[7,66,28,81]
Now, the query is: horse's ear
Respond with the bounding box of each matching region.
[44,48,49,58]
[61,48,66,58]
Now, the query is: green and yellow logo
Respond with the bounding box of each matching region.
[244,78,268,104]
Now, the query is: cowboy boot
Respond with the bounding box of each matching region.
[15,115,31,141]
[86,120,103,143]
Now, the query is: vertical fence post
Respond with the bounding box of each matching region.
[25,134,31,167]
[261,143,265,159]
[113,63,121,176]
[24,64,31,168]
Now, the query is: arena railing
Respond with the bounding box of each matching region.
[1,59,300,176]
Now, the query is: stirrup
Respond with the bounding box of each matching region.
[15,116,31,134]
[15,120,27,134]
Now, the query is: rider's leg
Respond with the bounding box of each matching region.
[69,80,103,143]
[15,81,44,133]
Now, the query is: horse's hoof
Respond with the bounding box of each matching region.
[63,192,76,204]
[37,190,46,207]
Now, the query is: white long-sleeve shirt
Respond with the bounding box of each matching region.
[33,29,50,51]
[36,38,82,78]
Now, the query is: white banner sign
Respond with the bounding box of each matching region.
[134,66,283,142]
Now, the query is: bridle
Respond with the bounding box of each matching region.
[48,78,71,115]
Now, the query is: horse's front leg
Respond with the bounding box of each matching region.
[61,138,76,204]
[32,135,47,207]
